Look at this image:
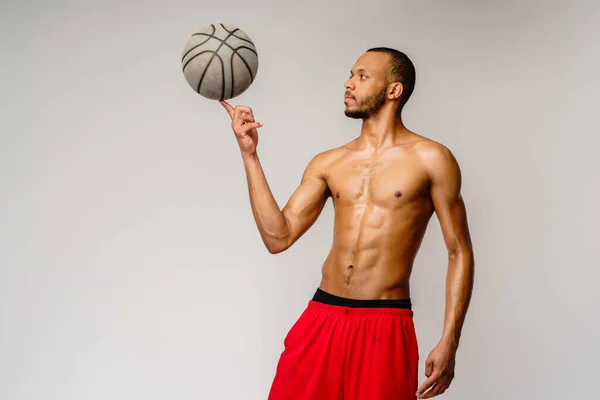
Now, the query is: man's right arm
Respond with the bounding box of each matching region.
[241,151,330,254]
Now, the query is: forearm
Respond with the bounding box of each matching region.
[241,152,290,252]
[440,247,475,348]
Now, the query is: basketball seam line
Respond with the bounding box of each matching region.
[186,33,258,58]
[219,23,258,98]
[220,24,255,46]
[229,50,256,99]
[181,24,216,62]
[196,25,239,98]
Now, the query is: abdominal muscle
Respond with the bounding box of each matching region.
[318,200,434,300]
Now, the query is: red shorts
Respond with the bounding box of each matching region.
[268,289,419,400]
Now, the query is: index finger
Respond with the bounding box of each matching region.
[416,372,441,397]
[219,100,234,117]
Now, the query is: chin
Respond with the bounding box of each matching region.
[344,108,365,119]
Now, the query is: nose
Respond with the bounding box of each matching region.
[344,78,354,91]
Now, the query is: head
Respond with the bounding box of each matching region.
[344,47,416,120]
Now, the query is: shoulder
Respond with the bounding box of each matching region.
[300,147,346,181]
[306,146,348,171]
[413,139,461,177]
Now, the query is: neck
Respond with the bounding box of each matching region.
[357,110,411,152]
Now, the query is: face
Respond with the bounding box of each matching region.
[344,52,390,119]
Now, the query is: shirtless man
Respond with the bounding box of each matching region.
[220,47,475,400]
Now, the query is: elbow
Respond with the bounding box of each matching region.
[265,238,290,254]
[267,246,284,255]
[266,243,287,254]
[264,218,293,254]
[447,242,474,265]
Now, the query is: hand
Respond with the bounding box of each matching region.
[219,100,263,155]
[416,341,457,399]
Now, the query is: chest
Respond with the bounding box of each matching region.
[325,157,430,207]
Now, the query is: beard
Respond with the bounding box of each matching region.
[344,87,387,119]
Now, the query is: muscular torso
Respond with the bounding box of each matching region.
[318,137,436,300]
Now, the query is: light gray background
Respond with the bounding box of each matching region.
[1,0,599,399]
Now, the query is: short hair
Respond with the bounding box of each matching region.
[367,47,416,110]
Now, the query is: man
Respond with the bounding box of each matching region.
[220,47,474,400]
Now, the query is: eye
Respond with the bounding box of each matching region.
[360,74,367,79]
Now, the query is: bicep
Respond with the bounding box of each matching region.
[281,156,330,243]
[427,147,472,253]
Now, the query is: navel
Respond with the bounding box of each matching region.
[395,191,402,197]
[345,264,354,276]
[345,264,354,285]
[336,192,340,199]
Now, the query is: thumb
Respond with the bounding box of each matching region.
[425,358,434,377]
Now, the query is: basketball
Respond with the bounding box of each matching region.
[181,23,259,100]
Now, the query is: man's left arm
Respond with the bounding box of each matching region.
[416,143,475,399]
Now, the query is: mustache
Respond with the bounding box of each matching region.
[345,91,355,98]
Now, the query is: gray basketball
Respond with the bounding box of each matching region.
[181,23,259,100]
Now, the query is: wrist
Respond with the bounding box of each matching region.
[440,332,460,349]
[241,151,258,163]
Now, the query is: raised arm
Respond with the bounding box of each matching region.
[243,151,330,254]
[416,142,475,399]
[219,100,330,254]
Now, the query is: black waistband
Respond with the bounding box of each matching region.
[312,288,412,309]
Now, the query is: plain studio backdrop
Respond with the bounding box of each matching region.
[1,0,599,399]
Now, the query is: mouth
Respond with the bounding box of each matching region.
[344,94,355,104]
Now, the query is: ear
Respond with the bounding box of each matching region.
[388,82,404,100]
